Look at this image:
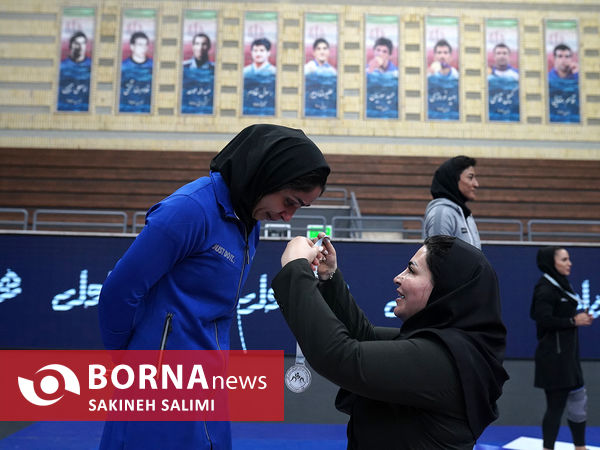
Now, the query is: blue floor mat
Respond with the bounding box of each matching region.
[0,422,598,449]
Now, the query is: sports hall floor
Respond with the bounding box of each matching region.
[1,359,599,449]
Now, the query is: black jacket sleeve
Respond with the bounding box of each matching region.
[272,258,464,413]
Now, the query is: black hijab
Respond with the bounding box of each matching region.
[210,124,330,230]
[401,238,508,439]
[536,246,573,294]
[430,156,473,218]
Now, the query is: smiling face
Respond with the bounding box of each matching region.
[458,166,479,201]
[393,246,434,321]
[252,186,322,222]
[554,248,572,277]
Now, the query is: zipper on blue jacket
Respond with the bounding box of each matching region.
[159,312,173,351]
[555,331,561,354]
[156,312,173,379]
[232,231,250,315]
[203,421,213,449]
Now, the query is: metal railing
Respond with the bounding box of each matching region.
[0,208,28,230]
[332,215,424,240]
[262,215,327,237]
[477,218,524,241]
[527,219,600,242]
[132,211,147,234]
[3,206,600,244]
[32,209,128,233]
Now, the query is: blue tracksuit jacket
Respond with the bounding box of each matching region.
[98,171,260,449]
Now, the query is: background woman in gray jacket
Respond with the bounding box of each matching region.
[423,155,481,249]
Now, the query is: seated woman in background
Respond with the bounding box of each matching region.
[272,234,508,449]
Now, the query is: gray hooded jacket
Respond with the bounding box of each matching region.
[423,198,481,249]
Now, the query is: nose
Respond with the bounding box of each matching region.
[473,178,479,188]
[393,271,406,285]
[280,210,294,222]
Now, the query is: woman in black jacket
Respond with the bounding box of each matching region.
[272,235,508,449]
[530,246,593,450]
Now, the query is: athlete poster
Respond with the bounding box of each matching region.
[546,20,580,123]
[304,13,338,118]
[242,12,277,116]
[426,17,459,121]
[57,7,95,112]
[365,15,399,119]
[118,9,156,114]
[181,10,217,115]
[486,19,520,122]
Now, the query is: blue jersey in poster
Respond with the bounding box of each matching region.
[57,57,91,112]
[304,66,337,118]
[548,72,580,123]
[488,75,519,122]
[366,62,398,119]
[119,58,153,113]
[181,59,215,115]
[243,63,276,116]
[427,72,459,120]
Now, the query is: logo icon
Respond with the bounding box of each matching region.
[285,364,311,393]
[18,364,80,406]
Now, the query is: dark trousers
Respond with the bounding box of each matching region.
[543,388,586,449]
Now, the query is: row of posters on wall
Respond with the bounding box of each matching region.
[58,8,581,123]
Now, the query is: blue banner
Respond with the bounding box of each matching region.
[304,72,337,118]
[181,66,214,114]
[366,72,398,119]
[57,60,91,112]
[549,78,580,123]
[427,76,459,120]
[243,73,275,116]
[488,77,519,122]
[1,234,599,359]
[119,62,153,113]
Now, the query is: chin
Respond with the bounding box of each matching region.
[393,308,405,320]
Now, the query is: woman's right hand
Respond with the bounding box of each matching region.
[574,311,593,327]
[313,232,337,281]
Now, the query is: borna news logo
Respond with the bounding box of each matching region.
[18,364,80,406]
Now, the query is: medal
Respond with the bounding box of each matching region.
[285,342,311,393]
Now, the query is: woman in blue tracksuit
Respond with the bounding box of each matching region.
[98,124,330,449]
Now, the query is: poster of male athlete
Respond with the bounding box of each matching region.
[242,12,277,116]
[425,17,459,121]
[118,9,156,114]
[181,10,217,115]
[57,7,95,112]
[365,15,398,119]
[486,19,520,122]
[545,20,580,123]
[304,13,338,118]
